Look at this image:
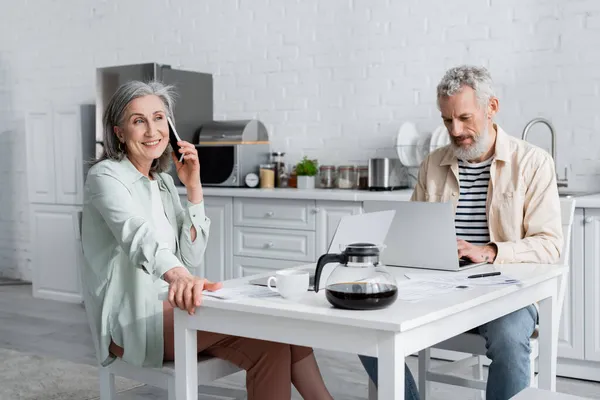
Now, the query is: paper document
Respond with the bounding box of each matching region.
[395,279,464,302]
[202,285,280,300]
[404,273,521,287]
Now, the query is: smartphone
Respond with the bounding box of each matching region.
[167,116,185,163]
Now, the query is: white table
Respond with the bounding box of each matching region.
[161,263,565,400]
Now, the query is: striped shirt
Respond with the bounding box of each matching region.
[455,157,493,245]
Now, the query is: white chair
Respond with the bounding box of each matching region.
[416,198,576,399]
[510,387,590,399]
[81,288,245,400]
[77,215,245,400]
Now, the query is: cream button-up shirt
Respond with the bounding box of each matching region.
[411,125,563,264]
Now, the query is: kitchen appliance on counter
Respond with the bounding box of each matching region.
[368,157,406,191]
[195,120,270,187]
[96,62,213,185]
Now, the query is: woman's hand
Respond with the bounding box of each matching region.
[164,267,222,315]
[172,141,200,189]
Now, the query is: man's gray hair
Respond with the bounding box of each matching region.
[93,80,177,173]
[436,65,495,109]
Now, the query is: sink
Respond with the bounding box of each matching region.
[558,190,600,198]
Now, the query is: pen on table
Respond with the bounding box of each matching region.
[467,272,501,279]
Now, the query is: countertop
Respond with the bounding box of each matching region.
[176,186,414,202]
[176,186,600,207]
[567,193,600,208]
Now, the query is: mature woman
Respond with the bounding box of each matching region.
[81,80,333,400]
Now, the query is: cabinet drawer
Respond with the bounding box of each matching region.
[234,198,316,230]
[233,227,316,262]
[233,256,302,278]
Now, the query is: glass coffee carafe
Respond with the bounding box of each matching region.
[314,243,398,310]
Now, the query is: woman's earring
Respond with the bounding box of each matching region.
[118,141,124,153]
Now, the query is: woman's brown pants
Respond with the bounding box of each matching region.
[194,331,313,400]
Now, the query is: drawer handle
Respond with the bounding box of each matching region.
[265,211,274,217]
[311,208,320,214]
[264,242,274,249]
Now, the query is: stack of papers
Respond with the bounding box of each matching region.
[394,279,462,302]
[404,272,521,287]
[392,272,522,303]
[202,285,280,300]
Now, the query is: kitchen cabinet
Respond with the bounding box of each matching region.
[315,200,362,256]
[233,256,300,278]
[233,198,316,230]
[25,111,56,204]
[233,226,316,262]
[26,108,83,205]
[228,198,361,279]
[584,208,600,362]
[558,209,585,360]
[26,106,86,302]
[30,204,82,303]
[179,195,233,282]
[202,196,234,282]
[231,197,316,279]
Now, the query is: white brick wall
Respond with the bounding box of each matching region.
[1,0,600,278]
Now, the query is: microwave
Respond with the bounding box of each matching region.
[197,143,270,187]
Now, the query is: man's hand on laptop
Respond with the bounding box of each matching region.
[457,239,498,263]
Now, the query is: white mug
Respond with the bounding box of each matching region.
[267,270,309,299]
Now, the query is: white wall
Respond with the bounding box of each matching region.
[1,0,600,279]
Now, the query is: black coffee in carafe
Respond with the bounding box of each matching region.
[325,282,398,310]
[314,242,399,310]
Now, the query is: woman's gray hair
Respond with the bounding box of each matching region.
[436,65,495,109]
[93,80,177,173]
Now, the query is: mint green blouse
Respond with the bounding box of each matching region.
[81,158,210,368]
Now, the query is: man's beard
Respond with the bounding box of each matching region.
[450,124,493,162]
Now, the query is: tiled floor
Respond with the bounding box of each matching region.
[1,284,599,399]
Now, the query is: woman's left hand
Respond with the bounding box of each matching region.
[172,141,200,188]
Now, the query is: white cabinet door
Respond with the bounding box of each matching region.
[233,256,301,278]
[53,108,83,205]
[315,201,362,256]
[31,204,82,303]
[233,227,316,262]
[26,111,56,204]
[584,208,600,362]
[558,208,585,360]
[234,198,317,230]
[202,196,233,281]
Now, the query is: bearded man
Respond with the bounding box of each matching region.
[360,65,563,400]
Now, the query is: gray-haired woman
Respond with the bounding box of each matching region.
[81,80,333,400]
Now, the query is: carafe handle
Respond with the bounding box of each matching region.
[314,253,347,293]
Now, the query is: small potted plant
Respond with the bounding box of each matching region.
[295,156,318,189]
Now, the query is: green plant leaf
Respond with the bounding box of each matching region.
[295,156,318,176]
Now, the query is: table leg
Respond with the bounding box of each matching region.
[378,333,405,399]
[174,310,198,400]
[538,279,558,391]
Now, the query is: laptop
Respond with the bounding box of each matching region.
[249,210,397,290]
[362,201,487,271]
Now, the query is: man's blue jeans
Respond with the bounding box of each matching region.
[359,305,537,400]
[358,356,420,400]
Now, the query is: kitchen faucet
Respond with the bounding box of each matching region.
[521,117,568,188]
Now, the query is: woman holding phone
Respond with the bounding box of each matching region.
[81,80,333,400]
